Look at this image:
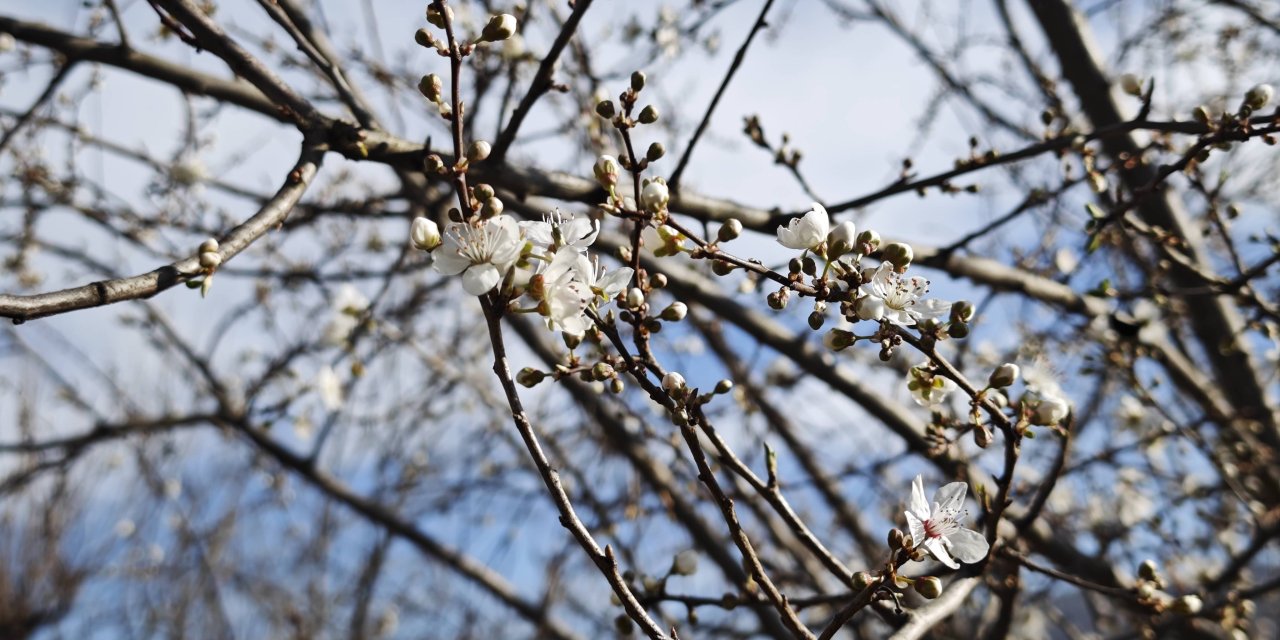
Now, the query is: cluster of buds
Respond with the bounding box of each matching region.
[194,238,221,298]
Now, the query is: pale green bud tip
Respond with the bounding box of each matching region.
[592,362,616,380]
[914,576,943,599]
[481,14,518,42]
[516,367,546,387]
[856,228,880,250]
[661,371,686,393]
[671,550,698,576]
[988,363,1019,388]
[660,301,687,322]
[1246,83,1274,110]
[467,140,492,163]
[717,219,743,243]
[410,217,442,251]
[1119,73,1143,97]
[883,242,913,270]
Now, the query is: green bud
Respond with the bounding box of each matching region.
[711,260,735,276]
[414,28,434,48]
[467,140,492,163]
[418,74,443,103]
[638,105,659,124]
[517,368,546,387]
[631,71,646,93]
[592,362,616,381]
[950,300,975,323]
[882,242,913,271]
[480,13,518,43]
[856,228,881,250]
[596,100,616,119]
[988,363,1019,388]
[713,379,734,394]
[646,142,665,162]
[914,576,943,599]
[717,219,743,243]
[660,302,688,322]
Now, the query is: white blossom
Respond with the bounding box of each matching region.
[776,203,829,251]
[411,217,442,251]
[537,248,594,337]
[322,285,369,345]
[317,365,344,411]
[640,178,670,213]
[904,475,990,569]
[433,215,524,295]
[521,210,598,252]
[828,220,857,255]
[858,261,931,326]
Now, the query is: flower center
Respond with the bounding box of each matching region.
[922,516,958,539]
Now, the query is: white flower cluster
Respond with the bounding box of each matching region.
[410,211,633,339]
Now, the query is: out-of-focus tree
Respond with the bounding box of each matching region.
[1,0,1278,637]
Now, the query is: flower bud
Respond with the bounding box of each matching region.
[1192,105,1212,124]
[888,528,905,550]
[823,329,854,351]
[950,300,975,324]
[199,238,219,254]
[1119,73,1143,97]
[988,363,1019,388]
[596,100,616,119]
[714,379,733,394]
[640,177,669,213]
[882,242,913,271]
[1173,595,1203,615]
[646,141,665,162]
[426,5,452,29]
[593,155,620,189]
[480,13,518,42]
[467,140,492,163]
[1030,394,1070,426]
[828,220,857,257]
[856,228,881,250]
[517,367,546,387]
[626,287,645,309]
[482,197,504,216]
[414,28,436,48]
[424,154,446,174]
[473,183,495,201]
[767,289,788,310]
[1246,84,1274,110]
[1138,559,1159,581]
[650,273,667,288]
[199,251,222,269]
[410,216,442,251]
[592,362,616,381]
[418,74,443,103]
[717,219,742,243]
[662,371,686,393]
[807,311,824,330]
[851,571,873,590]
[947,322,970,339]
[610,378,624,394]
[914,576,943,599]
[711,260,735,276]
[638,105,659,124]
[660,301,687,321]
[631,70,646,93]
[974,424,993,448]
[671,550,698,576]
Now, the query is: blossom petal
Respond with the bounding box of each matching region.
[564,216,599,248]
[433,245,471,275]
[904,510,926,545]
[461,265,501,295]
[947,527,990,564]
[933,481,968,519]
[910,475,931,519]
[923,537,959,569]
